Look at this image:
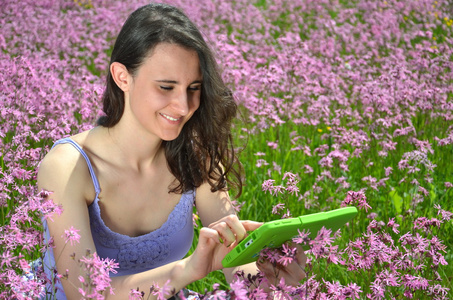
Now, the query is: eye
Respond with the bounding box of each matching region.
[160,86,173,91]
[188,85,201,92]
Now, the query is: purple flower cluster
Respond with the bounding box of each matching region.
[342,214,451,299]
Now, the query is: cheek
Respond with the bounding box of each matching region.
[189,94,201,112]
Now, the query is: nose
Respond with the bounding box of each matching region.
[171,90,189,116]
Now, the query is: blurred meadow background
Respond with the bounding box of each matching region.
[1,0,452,298]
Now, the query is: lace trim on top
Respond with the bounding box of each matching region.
[89,191,194,271]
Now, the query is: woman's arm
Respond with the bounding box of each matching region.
[39,144,103,299]
[195,182,261,282]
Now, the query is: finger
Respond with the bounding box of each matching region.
[297,249,307,269]
[257,251,306,287]
[224,214,248,243]
[256,258,278,281]
[278,260,306,284]
[290,242,307,268]
[211,221,236,247]
[210,215,249,245]
[198,227,223,245]
[240,220,263,232]
[259,260,305,287]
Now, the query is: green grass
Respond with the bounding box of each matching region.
[186,109,453,295]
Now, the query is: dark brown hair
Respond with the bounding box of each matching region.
[97,3,243,197]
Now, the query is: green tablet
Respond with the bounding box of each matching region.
[222,206,358,268]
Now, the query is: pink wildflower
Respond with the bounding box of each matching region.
[62,226,81,246]
[262,179,275,193]
[151,280,174,300]
[387,218,400,234]
[342,190,371,212]
[304,164,314,174]
[129,288,144,300]
[272,203,285,215]
[292,228,311,245]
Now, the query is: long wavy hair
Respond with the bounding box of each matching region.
[97,3,243,197]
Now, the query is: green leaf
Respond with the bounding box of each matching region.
[389,189,403,214]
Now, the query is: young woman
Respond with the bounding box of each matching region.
[38,3,306,299]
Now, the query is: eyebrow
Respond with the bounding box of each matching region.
[155,80,202,85]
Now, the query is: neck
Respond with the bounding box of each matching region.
[100,122,164,172]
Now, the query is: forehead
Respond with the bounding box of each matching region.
[138,43,202,81]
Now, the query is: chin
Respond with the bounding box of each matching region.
[160,132,183,142]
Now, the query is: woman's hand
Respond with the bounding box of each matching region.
[186,214,262,280]
[257,242,307,288]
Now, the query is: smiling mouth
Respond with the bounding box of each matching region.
[160,113,180,122]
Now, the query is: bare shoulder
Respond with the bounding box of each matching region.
[38,139,95,204]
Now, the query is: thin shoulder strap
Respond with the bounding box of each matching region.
[52,138,101,197]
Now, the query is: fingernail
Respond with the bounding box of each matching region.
[219,237,224,244]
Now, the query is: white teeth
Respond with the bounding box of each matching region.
[160,113,179,121]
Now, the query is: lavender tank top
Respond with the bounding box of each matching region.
[42,138,195,298]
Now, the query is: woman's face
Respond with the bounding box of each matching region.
[124,43,202,141]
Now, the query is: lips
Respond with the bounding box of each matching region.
[159,113,180,122]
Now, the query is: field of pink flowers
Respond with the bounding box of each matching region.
[1,0,452,299]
